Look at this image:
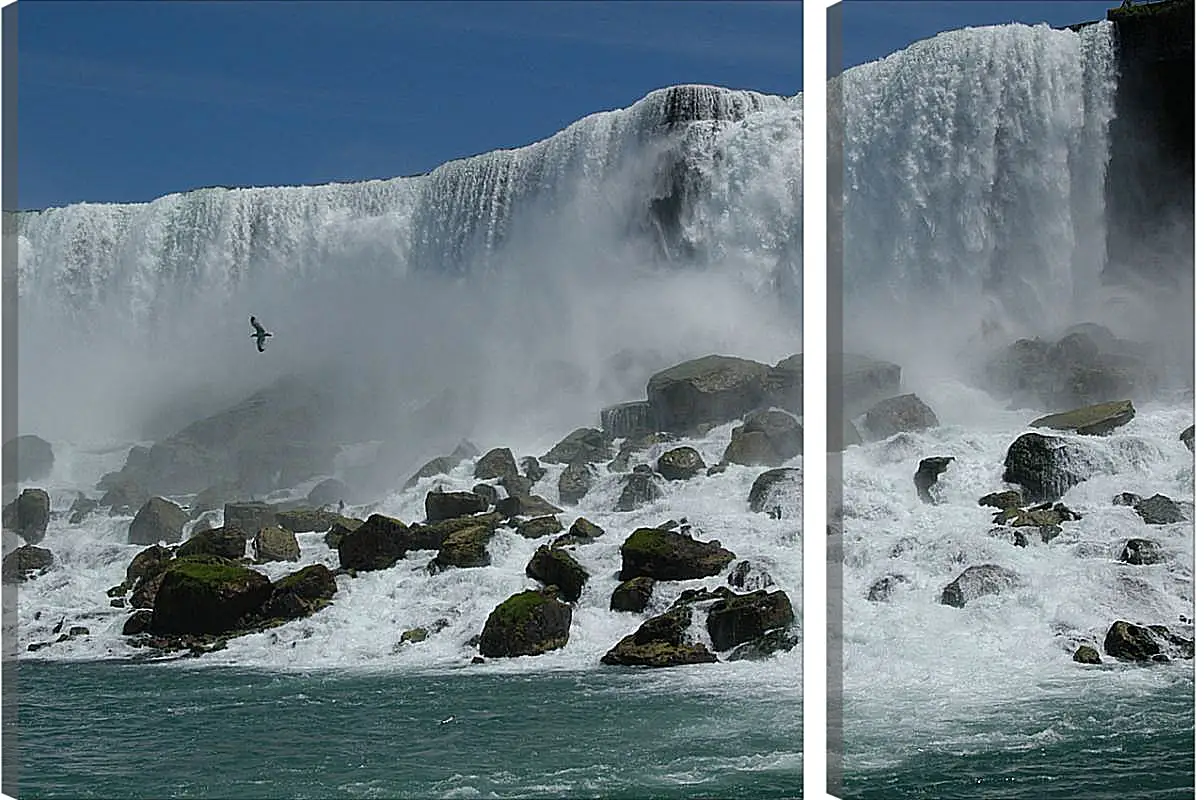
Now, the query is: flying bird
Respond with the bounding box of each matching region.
[250,315,273,352]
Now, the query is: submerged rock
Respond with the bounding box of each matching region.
[128,497,189,546]
[1133,494,1187,525]
[1030,400,1136,436]
[1,544,53,583]
[552,517,605,547]
[726,627,799,661]
[861,394,939,441]
[2,488,51,544]
[615,471,663,512]
[939,565,1022,608]
[525,545,589,602]
[618,527,734,581]
[1073,645,1102,664]
[479,588,572,657]
[520,456,547,485]
[727,560,776,592]
[68,494,100,525]
[2,435,54,483]
[866,574,909,602]
[914,457,954,505]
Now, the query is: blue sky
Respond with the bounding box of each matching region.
[17,1,802,211]
[839,1,1120,69]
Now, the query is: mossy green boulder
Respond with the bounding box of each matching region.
[253,525,301,563]
[149,555,273,635]
[430,525,494,570]
[128,497,189,545]
[525,545,589,602]
[619,528,734,581]
[337,513,410,571]
[600,605,717,667]
[258,564,337,620]
[1030,400,1135,435]
[478,588,572,657]
[610,576,655,612]
[516,515,564,540]
[176,526,246,559]
[705,589,796,652]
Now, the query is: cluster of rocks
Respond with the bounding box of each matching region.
[862,388,1194,667]
[837,354,939,448]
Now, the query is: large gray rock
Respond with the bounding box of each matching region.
[656,446,705,481]
[3,435,54,483]
[253,525,302,563]
[1,544,53,583]
[1002,433,1094,504]
[1181,425,1195,453]
[176,527,246,559]
[1133,494,1187,525]
[1119,538,1164,565]
[257,564,337,621]
[765,353,802,414]
[1030,400,1135,436]
[2,488,51,544]
[543,429,611,465]
[610,576,655,612]
[914,457,954,505]
[615,470,664,512]
[474,448,520,483]
[724,409,801,467]
[1103,620,1193,662]
[429,524,495,570]
[306,478,348,508]
[748,468,801,515]
[619,528,734,581]
[646,355,771,434]
[337,514,410,572]
[425,489,488,522]
[600,401,654,440]
[841,354,902,411]
[939,564,1022,608]
[558,461,594,505]
[149,555,272,635]
[861,394,939,441]
[128,497,189,545]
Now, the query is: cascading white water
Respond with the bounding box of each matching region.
[839,23,1116,339]
[836,22,1194,776]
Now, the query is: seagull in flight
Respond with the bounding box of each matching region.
[250,316,273,352]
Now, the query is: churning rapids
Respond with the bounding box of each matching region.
[834,21,1194,782]
[3,83,803,692]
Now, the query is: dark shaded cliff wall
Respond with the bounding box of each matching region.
[1103,0,1194,284]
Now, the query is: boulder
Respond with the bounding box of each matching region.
[558,461,594,505]
[520,456,547,485]
[866,574,909,602]
[1113,492,1143,507]
[939,564,1022,608]
[257,564,337,620]
[253,525,302,563]
[525,545,589,602]
[474,448,520,483]
[616,471,664,512]
[1073,645,1102,664]
[275,508,342,534]
[610,576,655,612]
[306,478,349,508]
[543,428,611,465]
[222,503,279,540]
[1119,538,1164,565]
[324,517,363,550]
[840,354,902,411]
[646,355,771,434]
[128,497,189,546]
[600,401,655,440]
[724,409,801,468]
[149,555,273,635]
[1,544,53,583]
[404,511,503,551]
[337,514,410,571]
[403,455,458,489]
[1104,620,1194,662]
[705,589,796,652]
[515,515,564,539]
[2,435,54,482]
[479,588,572,657]
[472,483,499,507]
[748,467,801,515]
[126,544,174,587]
[514,493,564,518]
[430,525,494,570]
[2,488,51,544]
[618,528,734,581]
[656,446,706,481]
[425,489,488,522]
[726,627,800,661]
[978,490,1023,510]
[765,353,803,414]
[1002,433,1094,503]
[1133,494,1187,525]
[1030,400,1135,436]
[68,494,100,525]
[727,560,776,591]
[553,517,605,547]
[601,605,717,667]
[861,394,939,441]
[176,527,247,559]
[1181,425,1195,453]
[914,457,954,505]
[122,610,153,636]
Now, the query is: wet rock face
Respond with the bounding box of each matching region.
[600,401,654,440]
[860,394,939,441]
[1002,433,1093,504]
[939,564,1022,608]
[257,564,337,621]
[425,489,488,522]
[618,528,734,582]
[515,515,564,540]
[1,544,54,584]
[727,560,776,592]
[306,478,348,508]
[430,525,495,571]
[2,488,51,544]
[615,472,663,512]
[1029,400,1136,436]
[3,435,54,483]
[840,354,902,412]
[149,556,273,635]
[1104,620,1194,663]
[646,355,771,434]
[479,588,572,658]
[1180,424,1194,453]
[128,497,189,546]
[1073,645,1102,664]
[223,503,279,540]
[474,448,520,484]
[253,525,302,563]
